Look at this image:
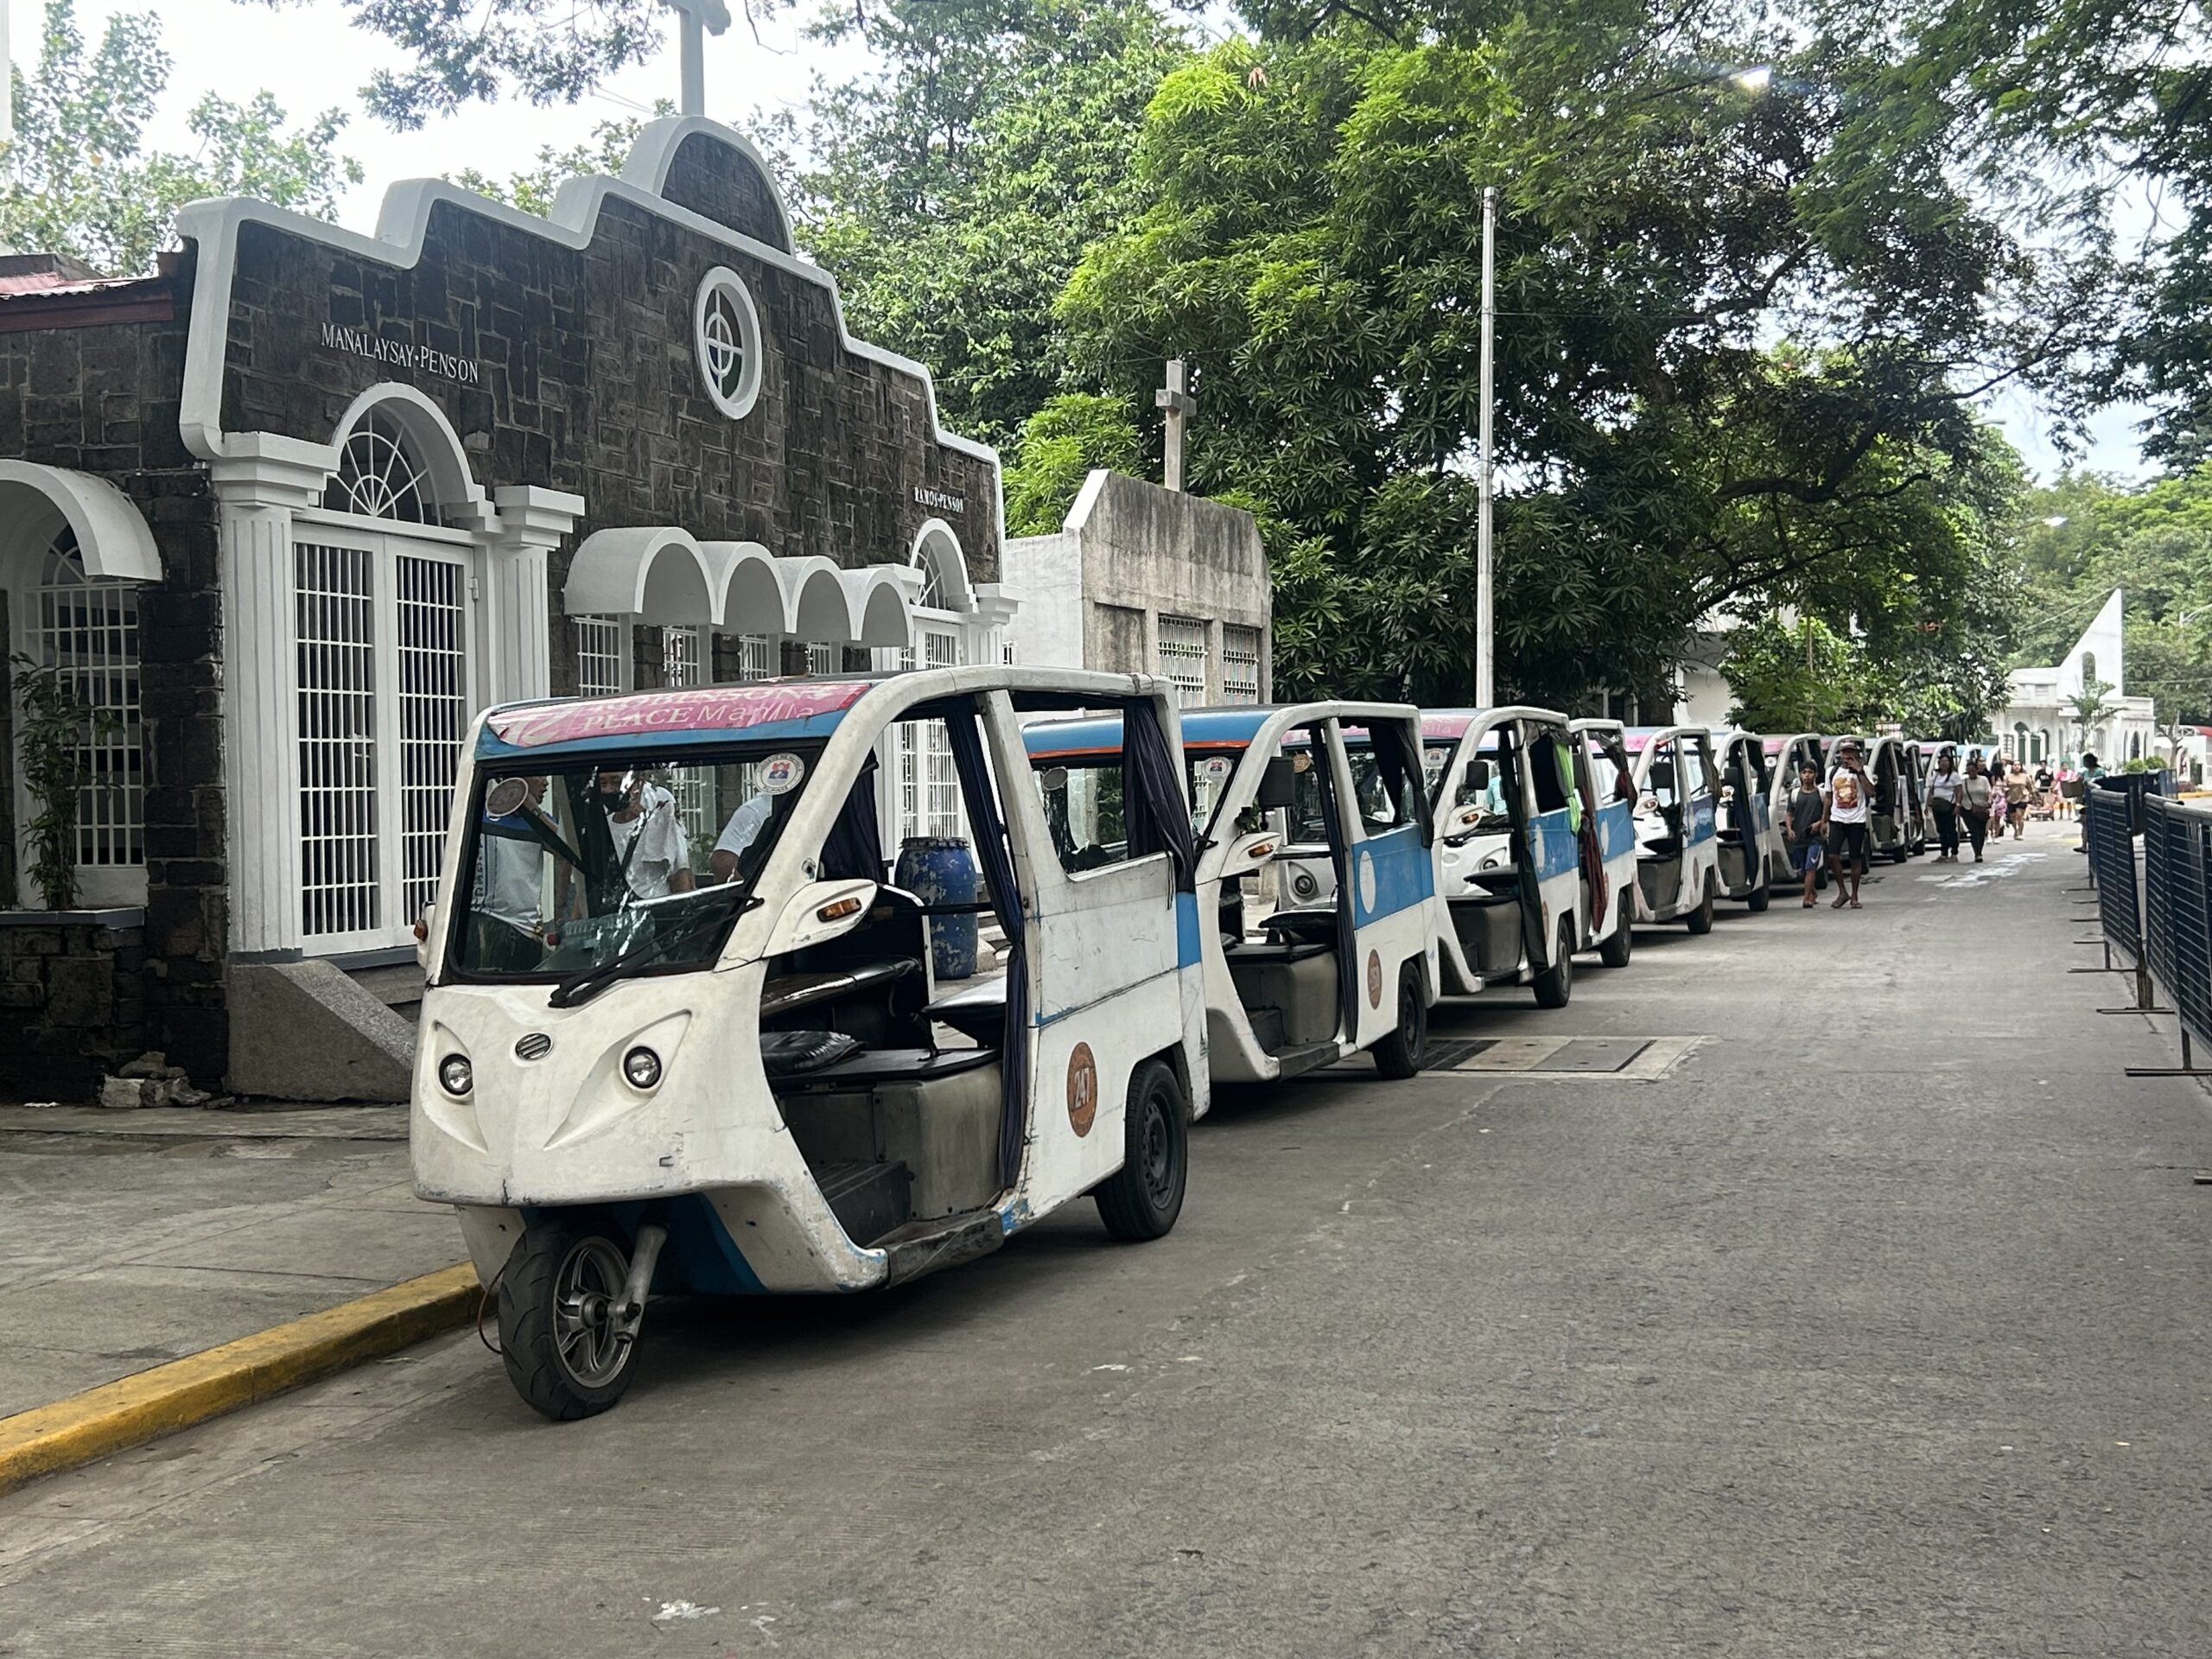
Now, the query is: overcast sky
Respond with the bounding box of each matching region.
[15,0,2159,482]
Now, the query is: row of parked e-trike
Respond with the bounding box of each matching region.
[409,669,1947,1418]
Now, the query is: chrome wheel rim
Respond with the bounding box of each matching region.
[552,1236,632,1388]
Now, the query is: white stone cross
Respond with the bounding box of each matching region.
[1156,357,1197,493]
[667,0,733,118]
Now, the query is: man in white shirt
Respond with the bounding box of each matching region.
[594,771,694,899]
[1823,739,1872,910]
[470,775,551,969]
[709,790,774,883]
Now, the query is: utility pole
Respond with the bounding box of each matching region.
[1476,187,1497,707]
[1157,357,1197,493]
[667,0,732,118]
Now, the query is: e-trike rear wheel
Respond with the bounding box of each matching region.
[1096,1058,1188,1241]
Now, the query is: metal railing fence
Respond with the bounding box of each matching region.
[2085,787,2142,969]
[2135,794,2212,1073]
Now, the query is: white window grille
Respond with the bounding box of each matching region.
[806,640,836,676]
[573,616,625,698]
[656,626,714,845]
[296,541,381,938]
[921,628,961,836]
[30,529,143,871]
[1221,624,1262,704]
[734,634,774,683]
[663,626,703,689]
[326,411,437,524]
[915,551,947,612]
[1159,614,1210,708]
[397,556,467,925]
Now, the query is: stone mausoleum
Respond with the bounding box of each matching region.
[0,118,1064,1098]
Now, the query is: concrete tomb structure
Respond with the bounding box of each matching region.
[1003,468,1272,706]
[1990,588,2158,766]
[0,118,1049,1098]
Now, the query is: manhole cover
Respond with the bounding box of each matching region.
[1423,1039,1496,1070]
[1540,1039,1652,1073]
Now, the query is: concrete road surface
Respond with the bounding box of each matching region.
[3,828,2208,1656]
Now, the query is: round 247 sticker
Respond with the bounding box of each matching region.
[1066,1043,1099,1137]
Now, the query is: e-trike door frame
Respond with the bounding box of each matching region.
[1711,730,1774,902]
[1567,716,1641,950]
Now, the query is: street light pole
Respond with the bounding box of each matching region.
[1477,185,1497,708]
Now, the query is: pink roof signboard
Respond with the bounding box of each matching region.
[486,682,872,750]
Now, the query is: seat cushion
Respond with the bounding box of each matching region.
[760,1030,861,1079]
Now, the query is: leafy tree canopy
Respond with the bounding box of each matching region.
[1,0,360,276]
[782,0,1187,448]
[1058,18,2042,704]
[2011,466,2212,728]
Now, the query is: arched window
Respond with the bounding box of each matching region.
[2079,650,2098,686]
[325,410,438,524]
[29,526,143,875]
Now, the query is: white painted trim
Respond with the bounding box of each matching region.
[330,382,497,531]
[618,116,797,251]
[910,518,975,613]
[173,118,1001,484]
[0,462,160,582]
[693,264,765,421]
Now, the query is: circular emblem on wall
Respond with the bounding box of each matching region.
[1358,848,1377,913]
[694,266,764,420]
[1066,1042,1099,1137]
[1366,950,1383,1010]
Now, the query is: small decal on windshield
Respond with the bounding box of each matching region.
[760,753,805,794]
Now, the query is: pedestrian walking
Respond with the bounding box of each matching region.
[1783,760,1827,906]
[1925,747,1963,860]
[1960,753,1994,861]
[1824,739,1872,908]
[2004,759,2031,839]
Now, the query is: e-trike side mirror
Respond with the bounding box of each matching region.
[1220,829,1280,880]
[1255,755,1299,811]
[763,878,880,958]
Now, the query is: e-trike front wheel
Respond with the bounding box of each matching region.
[498,1216,643,1421]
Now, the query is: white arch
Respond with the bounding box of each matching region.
[779,555,860,642]
[702,540,790,636]
[845,565,917,648]
[0,461,160,582]
[327,382,494,529]
[564,527,721,626]
[910,518,973,613]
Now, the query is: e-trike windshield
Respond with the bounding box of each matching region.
[446,740,827,984]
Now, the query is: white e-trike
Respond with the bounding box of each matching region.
[1023,702,1440,1085]
[1624,725,1722,931]
[412,668,1209,1419]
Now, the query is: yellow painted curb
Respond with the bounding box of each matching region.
[0,1262,480,1497]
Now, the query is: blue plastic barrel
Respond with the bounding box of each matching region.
[895,836,979,980]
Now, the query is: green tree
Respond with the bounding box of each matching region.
[1723,616,1859,734]
[786,0,1186,448]
[1,0,360,275]
[1060,24,2048,704]
[1002,394,1143,535]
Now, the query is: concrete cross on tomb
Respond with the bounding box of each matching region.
[1156,357,1197,493]
[666,0,733,117]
